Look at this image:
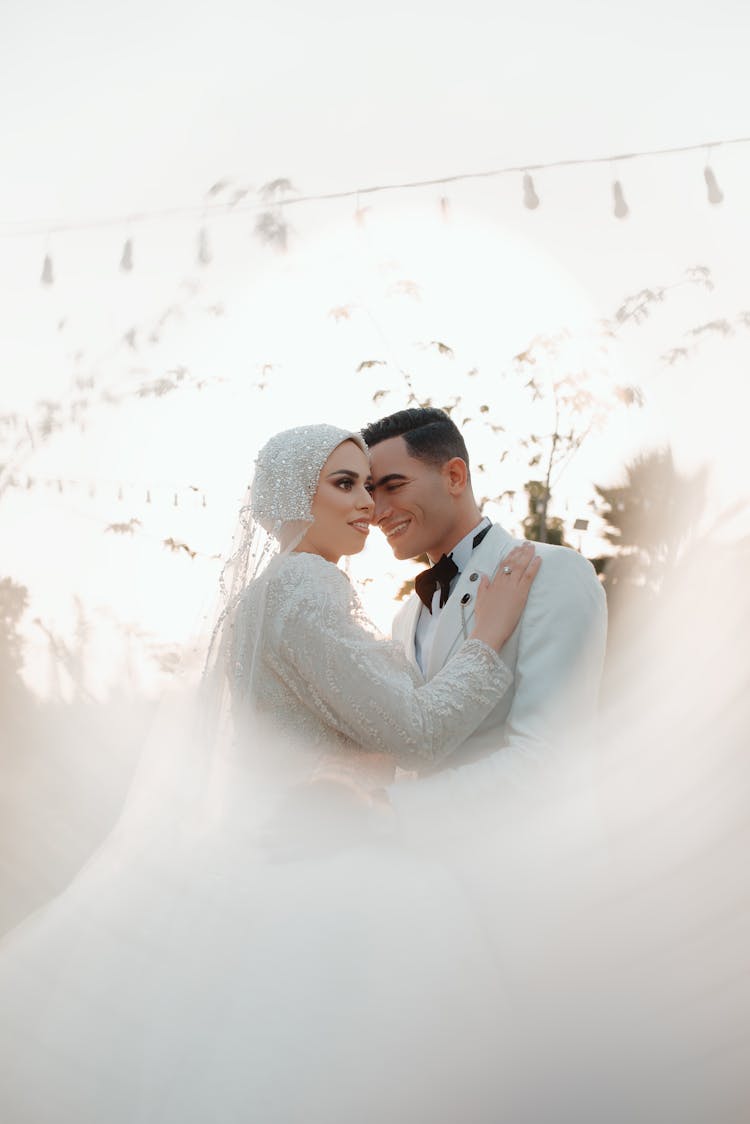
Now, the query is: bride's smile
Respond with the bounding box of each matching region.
[294,439,375,563]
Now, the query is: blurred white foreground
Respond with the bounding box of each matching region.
[0,534,748,1124]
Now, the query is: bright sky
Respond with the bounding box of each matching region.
[1,0,749,696]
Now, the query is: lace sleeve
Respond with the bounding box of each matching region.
[263,554,513,766]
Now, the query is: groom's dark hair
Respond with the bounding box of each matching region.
[362,407,471,474]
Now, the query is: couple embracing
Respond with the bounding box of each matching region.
[230,405,607,815]
[0,405,609,1124]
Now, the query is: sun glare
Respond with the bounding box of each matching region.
[3,202,709,693]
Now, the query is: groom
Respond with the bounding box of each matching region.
[362,407,607,792]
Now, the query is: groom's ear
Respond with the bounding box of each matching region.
[442,457,469,495]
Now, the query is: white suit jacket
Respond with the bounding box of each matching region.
[391,524,607,786]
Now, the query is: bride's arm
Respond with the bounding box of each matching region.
[263,555,513,767]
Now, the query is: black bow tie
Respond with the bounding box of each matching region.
[413,524,492,613]
[414,553,459,612]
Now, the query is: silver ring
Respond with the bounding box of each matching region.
[502,565,512,575]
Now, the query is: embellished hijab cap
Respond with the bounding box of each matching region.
[250,424,368,539]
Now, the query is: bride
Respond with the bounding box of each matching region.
[0,423,540,1124]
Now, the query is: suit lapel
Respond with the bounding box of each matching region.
[399,594,423,673]
[426,524,516,678]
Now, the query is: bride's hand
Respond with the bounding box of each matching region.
[470,543,541,652]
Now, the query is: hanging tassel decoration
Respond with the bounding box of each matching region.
[197,227,212,266]
[439,196,450,220]
[173,492,179,507]
[612,180,629,219]
[41,254,54,285]
[202,493,207,507]
[120,237,134,272]
[704,165,724,205]
[522,173,540,210]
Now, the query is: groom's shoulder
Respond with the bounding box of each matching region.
[533,545,604,612]
[490,525,599,587]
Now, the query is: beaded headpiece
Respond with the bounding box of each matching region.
[201,422,369,690]
[250,424,368,537]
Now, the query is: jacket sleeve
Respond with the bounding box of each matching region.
[503,546,607,752]
[264,555,513,767]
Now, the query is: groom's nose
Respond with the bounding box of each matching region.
[372,490,391,524]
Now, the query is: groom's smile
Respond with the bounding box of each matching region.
[384,519,411,541]
[369,436,464,562]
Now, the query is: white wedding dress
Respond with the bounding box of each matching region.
[0,550,522,1124]
[230,549,512,771]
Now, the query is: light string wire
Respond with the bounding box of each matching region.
[0,133,746,239]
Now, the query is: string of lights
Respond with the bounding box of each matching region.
[4,475,213,507]
[10,482,225,561]
[0,132,744,243]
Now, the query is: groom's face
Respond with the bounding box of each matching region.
[369,436,457,561]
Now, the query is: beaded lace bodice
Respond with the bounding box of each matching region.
[229,551,512,775]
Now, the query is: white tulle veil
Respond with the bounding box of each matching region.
[202,425,368,713]
[109,423,370,843]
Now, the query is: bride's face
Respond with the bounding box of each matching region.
[298,440,374,563]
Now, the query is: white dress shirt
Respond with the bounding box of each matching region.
[414,517,491,675]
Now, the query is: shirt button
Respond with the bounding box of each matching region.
[469,572,479,582]
[460,593,471,605]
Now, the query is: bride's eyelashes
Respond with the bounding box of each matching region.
[332,476,374,504]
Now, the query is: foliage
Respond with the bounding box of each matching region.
[591,447,708,610]
[521,481,568,546]
[0,577,29,691]
[31,599,97,703]
[0,278,226,500]
[163,537,197,559]
[362,267,716,545]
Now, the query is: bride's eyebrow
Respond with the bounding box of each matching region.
[326,469,361,478]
